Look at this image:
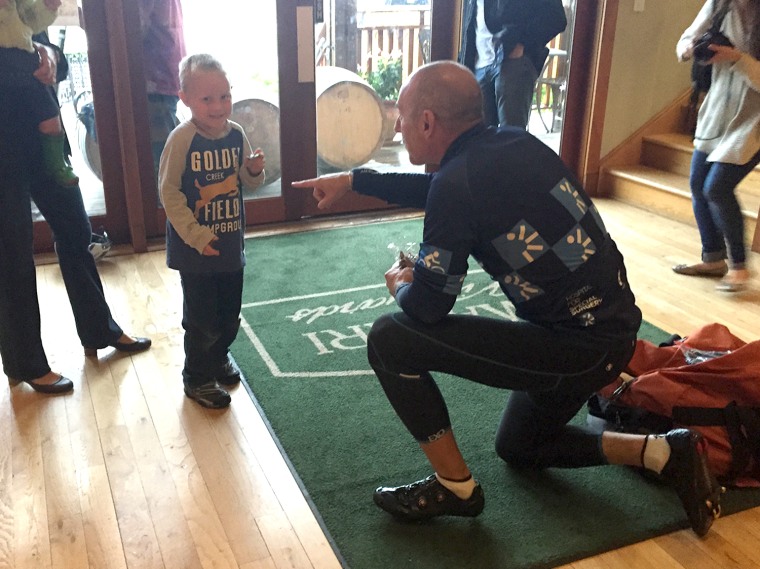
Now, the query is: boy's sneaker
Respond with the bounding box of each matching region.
[661,428,724,536]
[184,381,231,409]
[216,356,242,386]
[373,474,484,521]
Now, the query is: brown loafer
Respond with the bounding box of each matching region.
[672,262,728,277]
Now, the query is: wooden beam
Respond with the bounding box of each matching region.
[103,0,148,252]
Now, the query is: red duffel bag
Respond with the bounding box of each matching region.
[588,323,760,487]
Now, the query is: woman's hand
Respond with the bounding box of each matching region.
[705,44,742,65]
[32,43,58,86]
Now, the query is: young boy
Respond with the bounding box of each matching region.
[0,0,78,186]
[159,53,265,409]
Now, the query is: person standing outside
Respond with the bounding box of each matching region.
[139,0,186,180]
[458,0,566,128]
[160,54,265,409]
[672,0,760,292]
[293,61,724,537]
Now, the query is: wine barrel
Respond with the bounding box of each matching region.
[315,66,384,170]
[230,96,282,186]
[77,126,103,181]
[74,92,103,181]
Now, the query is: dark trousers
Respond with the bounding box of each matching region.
[147,93,180,184]
[689,148,760,266]
[0,88,123,381]
[367,312,636,469]
[179,270,243,387]
[476,55,539,129]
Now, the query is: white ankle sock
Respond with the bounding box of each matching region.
[641,434,671,474]
[435,473,476,499]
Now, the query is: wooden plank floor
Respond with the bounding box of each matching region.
[3,199,759,569]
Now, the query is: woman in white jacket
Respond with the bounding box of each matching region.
[673,0,760,292]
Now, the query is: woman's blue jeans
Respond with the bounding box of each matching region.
[690,148,760,266]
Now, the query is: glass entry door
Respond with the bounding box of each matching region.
[314,0,430,177]
[164,0,286,227]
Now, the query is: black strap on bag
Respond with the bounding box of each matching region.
[686,0,731,133]
[673,402,760,483]
[587,381,673,435]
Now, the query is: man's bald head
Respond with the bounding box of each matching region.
[403,61,483,133]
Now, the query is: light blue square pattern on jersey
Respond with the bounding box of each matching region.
[491,220,549,270]
[554,224,597,271]
[550,178,587,221]
[589,203,607,234]
[501,272,545,303]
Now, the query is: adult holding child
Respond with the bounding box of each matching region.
[0,27,151,395]
[672,0,760,292]
[293,60,724,536]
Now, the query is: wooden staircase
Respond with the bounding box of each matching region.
[602,132,760,242]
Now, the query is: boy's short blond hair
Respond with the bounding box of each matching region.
[178,54,227,92]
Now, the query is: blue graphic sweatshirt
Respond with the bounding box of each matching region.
[159,120,264,273]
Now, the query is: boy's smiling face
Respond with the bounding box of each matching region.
[180,70,233,137]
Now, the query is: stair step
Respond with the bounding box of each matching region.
[641,133,760,194]
[604,165,695,225]
[604,164,758,226]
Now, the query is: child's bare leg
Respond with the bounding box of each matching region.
[38,115,63,135]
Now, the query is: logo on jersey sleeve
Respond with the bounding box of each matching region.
[418,244,465,294]
[419,244,452,274]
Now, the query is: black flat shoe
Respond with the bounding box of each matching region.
[9,375,74,394]
[84,337,152,357]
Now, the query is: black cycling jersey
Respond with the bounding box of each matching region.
[353,124,642,347]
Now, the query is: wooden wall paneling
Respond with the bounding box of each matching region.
[102,0,152,252]
[277,0,319,220]
[562,0,618,196]
[430,0,458,62]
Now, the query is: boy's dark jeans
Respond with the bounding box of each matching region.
[180,269,243,388]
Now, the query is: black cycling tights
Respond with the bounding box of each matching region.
[366,312,636,469]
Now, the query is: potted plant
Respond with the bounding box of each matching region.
[362,52,402,144]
